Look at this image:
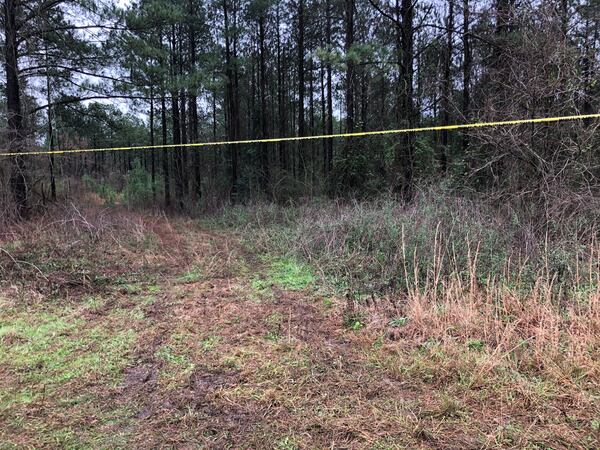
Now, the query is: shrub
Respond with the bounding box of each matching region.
[82,174,118,206]
[207,187,598,300]
[123,159,154,208]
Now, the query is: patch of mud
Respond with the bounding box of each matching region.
[120,363,161,420]
[122,363,158,389]
[143,296,169,320]
[165,368,241,416]
[0,331,27,346]
[189,369,238,396]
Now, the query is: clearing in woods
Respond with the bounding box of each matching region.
[0,208,597,449]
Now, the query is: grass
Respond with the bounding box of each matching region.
[388,316,409,328]
[0,299,137,448]
[0,311,134,390]
[209,190,599,299]
[200,335,221,352]
[177,265,203,284]
[253,256,315,292]
[205,194,600,447]
[0,200,598,448]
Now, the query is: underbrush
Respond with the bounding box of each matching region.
[209,190,599,298]
[0,203,170,297]
[82,158,158,208]
[208,190,600,410]
[0,198,598,446]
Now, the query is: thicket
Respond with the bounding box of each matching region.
[82,159,159,209]
[210,188,599,301]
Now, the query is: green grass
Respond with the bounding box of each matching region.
[177,266,204,284]
[389,317,409,328]
[156,344,192,366]
[343,312,365,331]
[253,257,315,291]
[0,303,136,448]
[0,311,135,407]
[155,343,196,389]
[201,335,221,352]
[274,435,300,450]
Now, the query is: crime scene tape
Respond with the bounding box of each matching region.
[0,113,598,158]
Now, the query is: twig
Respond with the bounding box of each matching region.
[0,247,49,281]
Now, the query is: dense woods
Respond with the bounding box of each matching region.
[1,0,599,221]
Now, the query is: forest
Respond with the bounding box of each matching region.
[0,0,596,215]
[1,0,600,448]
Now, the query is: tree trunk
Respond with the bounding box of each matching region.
[4,0,27,215]
[212,71,218,177]
[180,87,188,200]
[45,43,56,201]
[439,0,454,174]
[276,5,287,173]
[309,55,315,189]
[360,72,368,131]
[160,30,171,208]
[259,13,270,194]
[462,0,471,155]
[325,0,334,176]
[395,0,416,200]
[170,27,183,207]
[178,31,188,201]
[297,0,306,182]
[345,0,355,136]
[343,0,355,190]
[320,61,326,178]
[223,0,239,203]
[188,0,201,201]
[150,86,156,201]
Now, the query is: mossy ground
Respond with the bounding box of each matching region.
[0,207,598,449]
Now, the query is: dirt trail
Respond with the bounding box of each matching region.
[116,222,423,448]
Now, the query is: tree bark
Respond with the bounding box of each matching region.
[180,87,188,199]
[462,0,471,155]
[394,0,416,199]
[325,0,334,176]
[170,26,183,207]
[179,32,188,201]
[223,0,239,203]
[259,12,270,194]
[341,0,356,191]
[297,0,306,182]
[45,41,56,201]
[188,0,201,201]
[150,85,156,201]
[345,0,355,136]
[276,4,287,173]
[439,0,454,174]
[161,88,170,207]
[4,0,27,215]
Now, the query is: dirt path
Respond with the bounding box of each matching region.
[112,222,431,449]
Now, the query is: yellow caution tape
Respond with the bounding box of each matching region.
[1,113,598,158]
